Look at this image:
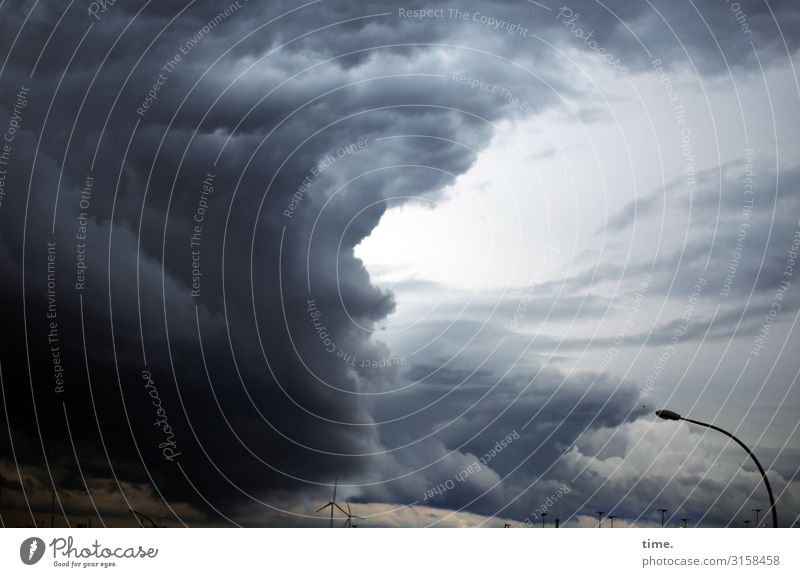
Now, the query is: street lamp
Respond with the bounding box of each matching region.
[609,515,617,528]
[541,512,548,528]
[753,508,762,527]
[597,511,604,528]
[655,409,778,528]
[658,508,668,528]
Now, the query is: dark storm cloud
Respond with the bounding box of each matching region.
[0,0,565,524]
[363,361,648,519]
[1,0,798,528]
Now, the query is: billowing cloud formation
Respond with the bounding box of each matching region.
[0,0,798,528]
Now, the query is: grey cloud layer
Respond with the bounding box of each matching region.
[0,0,798,527]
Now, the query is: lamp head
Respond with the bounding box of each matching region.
[655,409,682,421]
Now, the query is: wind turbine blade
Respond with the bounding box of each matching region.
[316,504,331,513]
[334,503,349,516]
[346,502,363,519]
[333,478,338,503]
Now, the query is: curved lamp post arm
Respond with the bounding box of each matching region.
[681,417,778,529]
[655,410,778,528]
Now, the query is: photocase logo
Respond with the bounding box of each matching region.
[19,537,46,565]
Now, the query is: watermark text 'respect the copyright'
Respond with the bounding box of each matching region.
[398,7,530,37]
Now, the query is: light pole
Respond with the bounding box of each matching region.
[753,509,762,527]
[541,512,548,528]
[609,515,617,528]
[744,520,751,528]
[655,410,778,528]
[680,518,690,528]
[597,511,604,528]
[658,508,668,528]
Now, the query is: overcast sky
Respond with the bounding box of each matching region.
[0,0,799,528]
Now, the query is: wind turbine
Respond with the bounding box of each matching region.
[342,502,363,528]
[316,479,348,528]
[129,509,157,528]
